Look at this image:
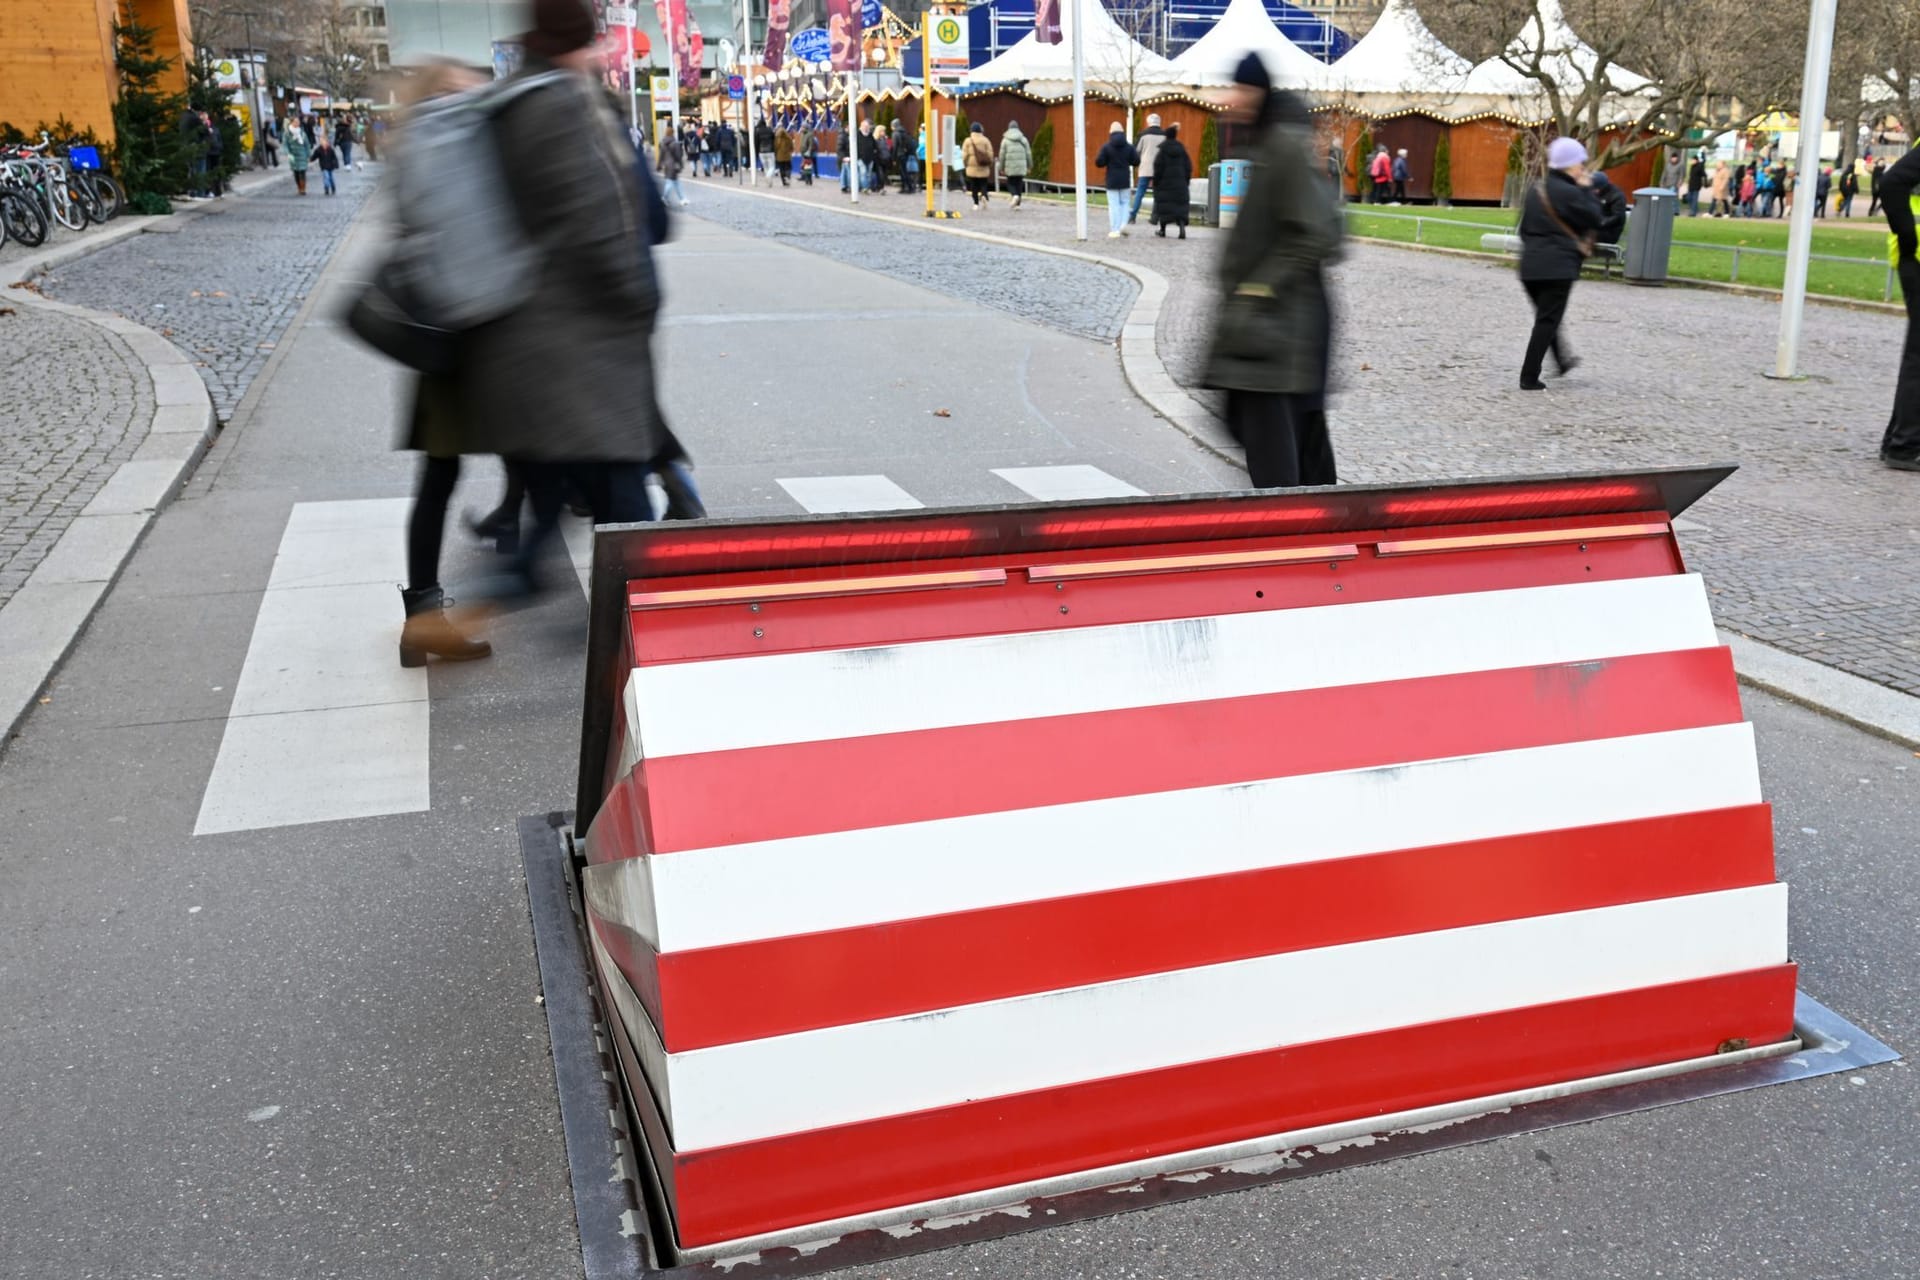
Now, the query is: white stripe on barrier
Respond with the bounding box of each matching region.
[644,884,1787,1151]
[628,575,1717,759]
[601,723,1762,952]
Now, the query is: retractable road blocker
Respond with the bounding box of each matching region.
[521,466,1895,1279]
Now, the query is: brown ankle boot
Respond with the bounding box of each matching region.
[399,587,492,667]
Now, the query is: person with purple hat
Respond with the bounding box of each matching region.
[1515,135,1603,391]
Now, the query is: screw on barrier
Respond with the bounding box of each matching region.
[1059,605,1069,614]
[753,628,764,638]
[750,603,761,612]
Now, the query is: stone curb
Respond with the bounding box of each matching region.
[716,183,1246,467]
[0,286,217,743]
[1344,234,1908,318]
[710,184,1920,746]
[4,168,286,284]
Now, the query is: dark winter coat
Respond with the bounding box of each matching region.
[1151,138,1193,226]
[1590,171,1627,245]
[1687,158,1706,192]
[774,131,793,163]
[460,61,668,463]
[1094,134,1137,190]
[315,141,339,172]
[1518,169,1604,282]
[1201,105,1342,396]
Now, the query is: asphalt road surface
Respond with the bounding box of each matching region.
[0,200,1913,1280]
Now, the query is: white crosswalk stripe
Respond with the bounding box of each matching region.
[195,500,429,835]
[777,475,927,514]
[991,465,1147,502]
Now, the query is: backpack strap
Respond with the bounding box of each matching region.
[1535,181,1596,258]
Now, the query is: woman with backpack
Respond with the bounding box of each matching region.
[1515,136,1603,390]
[284,121,311,195]
[962,122,995,208]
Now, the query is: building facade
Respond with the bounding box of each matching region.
[0,0,193,140]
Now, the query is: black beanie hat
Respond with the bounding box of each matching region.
[524,0,596,58]
[1233,51,1272,93]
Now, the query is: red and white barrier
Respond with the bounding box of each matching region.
[575,472,1796,1254]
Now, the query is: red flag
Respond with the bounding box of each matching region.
[764,0,791,71]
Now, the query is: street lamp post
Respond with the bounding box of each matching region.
[232,9,270,166]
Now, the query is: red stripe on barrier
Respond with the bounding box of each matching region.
[641,646,1743,852]
[638,805,1775,1051]
[661,966,1798,1246]
[628,521,1683,665]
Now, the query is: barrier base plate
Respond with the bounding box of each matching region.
[519,814,1899,1280]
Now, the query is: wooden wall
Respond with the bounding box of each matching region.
[1369,114,1446,201]
[0,0,192,142]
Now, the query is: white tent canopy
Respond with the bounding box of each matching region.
[1462,0,1652,97]
[971,0,1183,94]
[1171,0,1327,90]
[1319,0,1469,96]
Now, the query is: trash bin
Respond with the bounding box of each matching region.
[1624,187,1677,284]
[1217,158,1251,229]
[1207,162,1222,226]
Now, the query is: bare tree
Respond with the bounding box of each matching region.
[1086,0,1170,138]
[308,0,375,100]
[189,0,310,90]
[1846,0,1920,139]
[1422,0,1805,169]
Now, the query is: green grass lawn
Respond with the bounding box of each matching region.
[1345,205,1902,303]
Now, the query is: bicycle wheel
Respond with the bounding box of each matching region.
[1,190,48,247]
[47,179,85,230]
[67,179,103,226]
[89,173,125,220]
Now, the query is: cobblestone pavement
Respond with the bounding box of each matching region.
[37,167,377,422]
[686,182,1139,340]
[710,177,1920,695]
[0,301,151,611]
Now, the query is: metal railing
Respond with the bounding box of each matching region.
[1345,208,1899,302]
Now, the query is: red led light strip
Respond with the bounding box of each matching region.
[629,567,1009,610]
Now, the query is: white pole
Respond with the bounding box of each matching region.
[847,70,859,203]
[1772,0,1839,379]
[740,0,757,183]
[665,3,682,133]
[627,24,640,140]
[1070,0,1086,240]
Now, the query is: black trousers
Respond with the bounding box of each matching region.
[1227,390,1336,489]
[1521,278,1575,382]
[407,455,461,591]
[1884,259,1920,459]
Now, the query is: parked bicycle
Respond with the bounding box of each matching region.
[0,164,50,250]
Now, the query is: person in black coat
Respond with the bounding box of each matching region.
[1879,144,1920,470]
[1588,169,1627,245]
[1517,135,1603,390]
[1151,122,1193,238]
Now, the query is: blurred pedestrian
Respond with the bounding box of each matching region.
[1094,120,1135,235]
[1202,53,1341,488]
[1869,156,1887,215]
[773,126,793,186]
[1708,160,1731,216]
[179,108,210,197]
[285,120,311,195]
[1368,145,1390,204]
[1516,136,1602,390]
[1815,166,1832,217]
[264,115,280,167]
[800,127,817,184]
[754,118,775,176]
[962,121,995,208]
[335,115,355,169]
[1129,113,1164,224]
[203,111,225,196]
[1590,168,1627,245]
[1879,144,1920,471]
[1739,167,1756,216]
[464,0,691,599]
[895,121,916,194]
[1152,121,1192,238]
[1391,147,1409,202]
[1685,153,1705,214]
[1838,163,1858,217]
[657,129,690,206]
[390,60,494,668]
[315,135,339,195]
[999,120,1031,208]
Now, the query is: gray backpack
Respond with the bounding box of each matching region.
[387,71,569,330]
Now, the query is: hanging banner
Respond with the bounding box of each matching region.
[826,0,862,71]
[684,22,704,89]
[763,0,791,70]
[1034,0,1062,45]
